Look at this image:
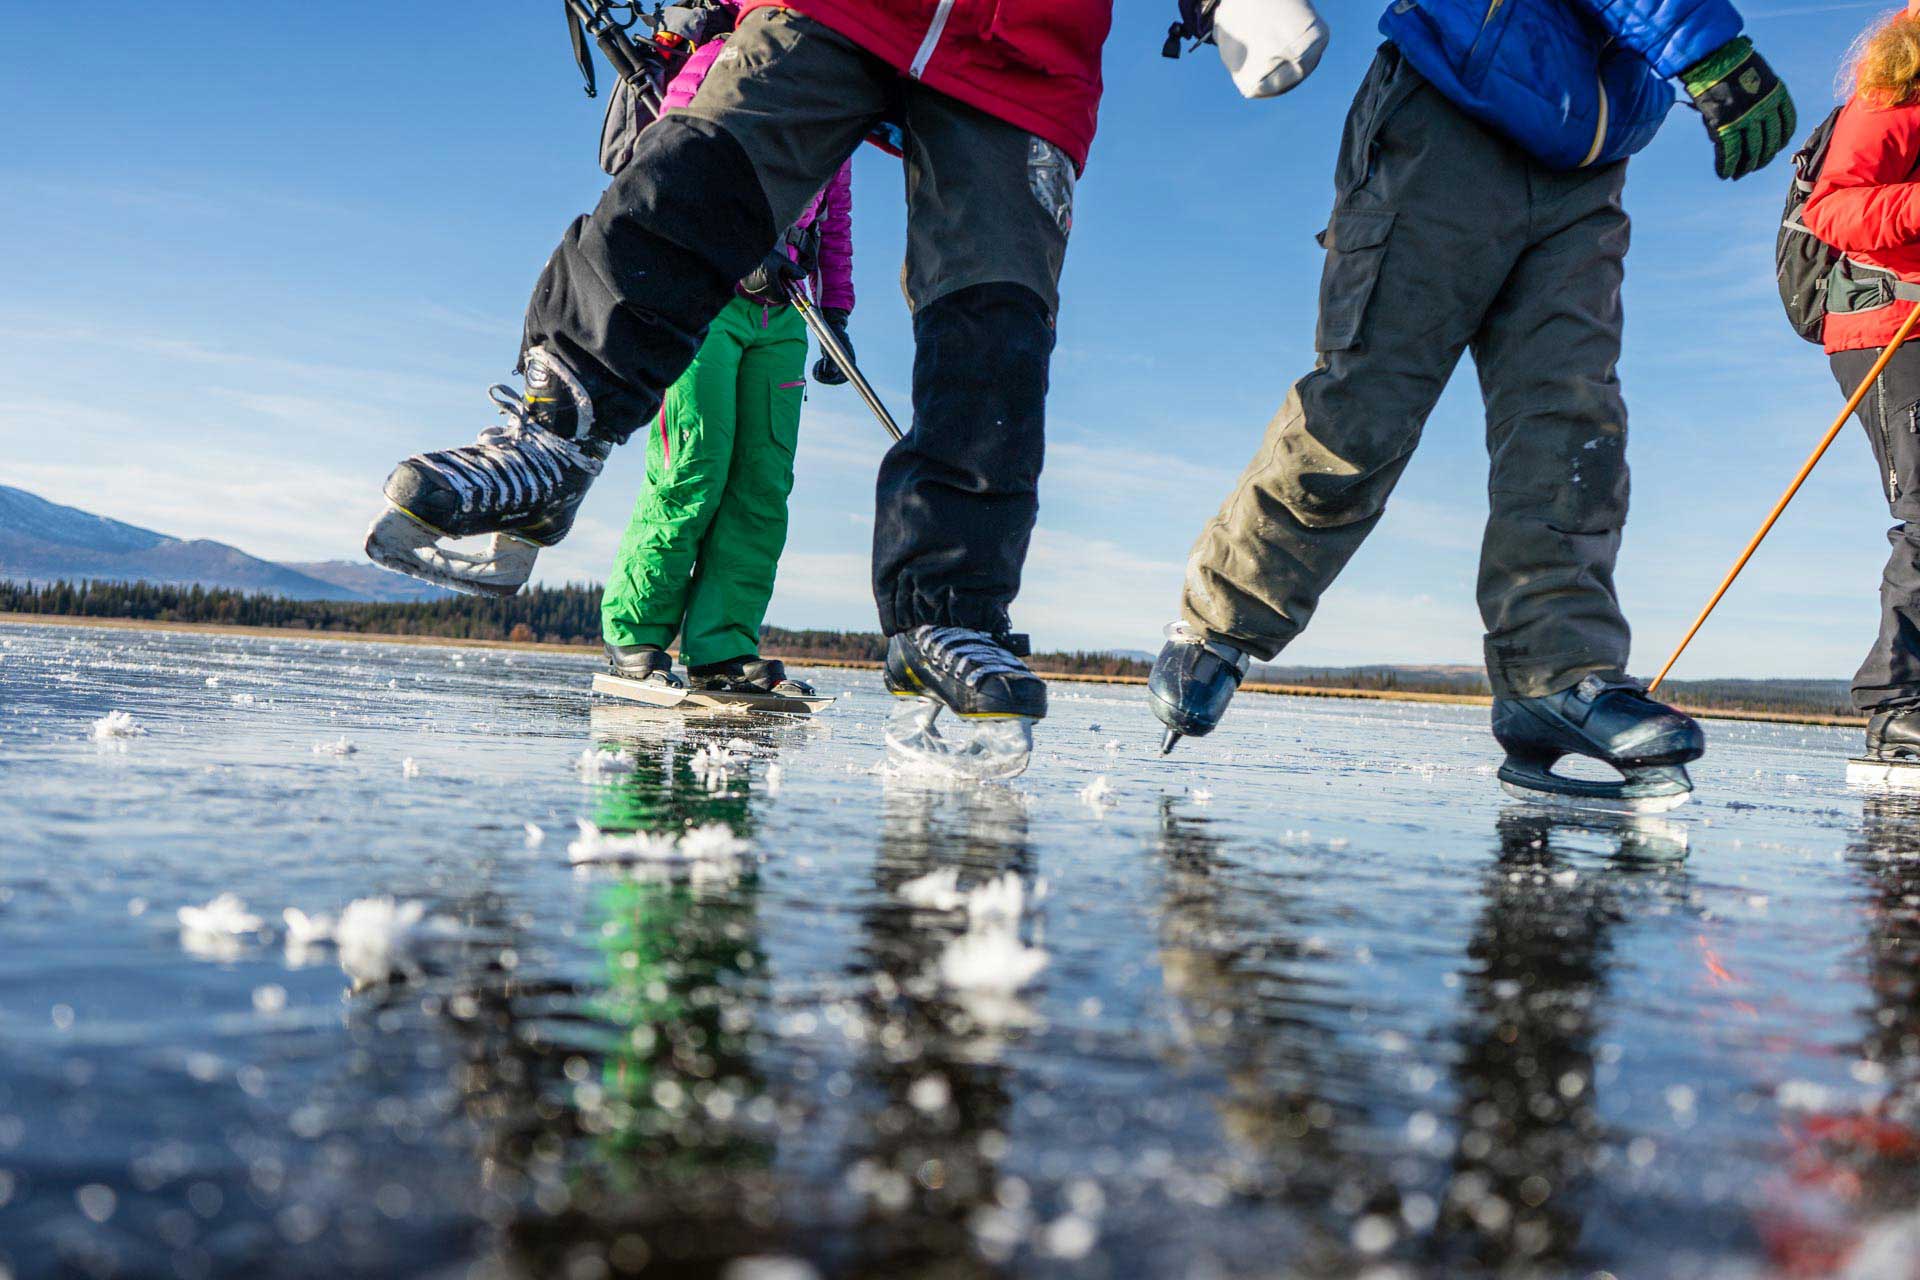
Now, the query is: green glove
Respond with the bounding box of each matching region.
[1682,36,1796,181]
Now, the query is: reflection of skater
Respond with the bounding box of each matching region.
[1801,6,1920,773]
[368,3,1121,776]
[1148,0,1795,811]
[601,14,851,700]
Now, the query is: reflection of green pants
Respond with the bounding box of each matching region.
[602,296,808,666]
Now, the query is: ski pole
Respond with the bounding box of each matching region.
[785,282,903,442]
[1648,302,1920,694]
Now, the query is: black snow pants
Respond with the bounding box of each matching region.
[521,7,1072,638]
[1832,343,1920,712]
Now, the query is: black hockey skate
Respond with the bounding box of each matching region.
[689,657,816,697]
[883,626,1047,779]
[1847,705,1920,790]
[605,644,684,689]
[1148,621,1253,754]
[1492,675,1706,813]
[366,347,609,597]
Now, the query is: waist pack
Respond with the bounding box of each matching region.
[1778,106,1920,343]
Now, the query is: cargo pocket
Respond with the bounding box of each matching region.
[1313,208,1396,355]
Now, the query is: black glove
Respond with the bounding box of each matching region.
[739,248,803,305]
[1682,37,1796,181]
[812,307,853,386]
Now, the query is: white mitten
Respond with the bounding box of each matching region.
[1213,0,1328,98]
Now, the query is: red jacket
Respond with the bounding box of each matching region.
[739,0,1112,171]
[1804,97,1920,353]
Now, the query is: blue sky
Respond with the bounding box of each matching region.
[0,1,1899,676]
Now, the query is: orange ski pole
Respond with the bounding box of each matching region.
[1649,302,1920,694]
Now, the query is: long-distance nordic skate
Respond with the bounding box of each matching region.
[1148,620,1252,754]
[366,348,608,597]
[1492,675,1706,813]
[1847,706,1920,789]
[883,626,1046,780]
[595,647,830,716]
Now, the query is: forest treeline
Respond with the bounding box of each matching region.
[0,578,1856,717]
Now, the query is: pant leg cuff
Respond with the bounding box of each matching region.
[1484,646,1626,701]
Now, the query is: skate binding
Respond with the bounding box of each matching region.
[882,626,1046,781]
[1492,675,1705,815]
[605,644,685,689]
[1148,620,1252,754]
[689,658,816,698]
[365,347,607,598]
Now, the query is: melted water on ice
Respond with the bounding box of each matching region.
[1,621,1917,1278]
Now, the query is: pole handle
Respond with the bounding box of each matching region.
[1648,303,1920,693]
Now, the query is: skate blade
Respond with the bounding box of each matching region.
[1847,757,1920,790]
[1498,778,1692,815]
[365,507,538,598]
[884,695,1034,781]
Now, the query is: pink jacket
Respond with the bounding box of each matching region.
[662,37,856,314]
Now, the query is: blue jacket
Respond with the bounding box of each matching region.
[1380,0,1743,170]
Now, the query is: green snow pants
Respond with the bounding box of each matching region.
[601,295,808,666]
[1181,46,1633,700]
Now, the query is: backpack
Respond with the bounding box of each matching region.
[1778,105,1920,343]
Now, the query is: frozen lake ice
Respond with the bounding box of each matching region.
[3,620,1919,1278]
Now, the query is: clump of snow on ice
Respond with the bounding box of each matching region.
[312,737,357,756]
[231,693,256,706]
[1104,740,1123,757]
[335,897,459,986]
[933,873,1047,998]
[524,822,546,848]
[1188,787,1213,805]
[578,747,638,777]
[204,676,220,687]
[568,820,750,866]
[1079,775,1114,813]
[178,894,266,958]
[401,757,420,779]
[282,907,336,965]
[91,710,144,741]
[898,867,966,911]
[767,764,784,796]
[725,738,755,754]
[939,929,1048,994]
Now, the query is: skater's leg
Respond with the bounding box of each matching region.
[870,88,1071,637]
[1831,345,1920,716]
[525,9,888,434]
[600,300,753,651]
[1471,163,1633,700]
[680,305,809,669]
[1180,50,1520,658]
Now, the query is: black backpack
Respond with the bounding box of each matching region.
[1778,105,1920,343]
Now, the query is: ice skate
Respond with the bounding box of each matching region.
[605,644,685,689]
[688,657,816,698]
[883,626,1047,780]
[1847,706,1920,789]
[1148,621,1252,754]
[1492,675,1705,814]
[365,347,609,597]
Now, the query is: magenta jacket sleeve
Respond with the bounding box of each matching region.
[813,161,856,314]
[660,37,724,113]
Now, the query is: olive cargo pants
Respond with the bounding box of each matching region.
[1182,47,1634,699]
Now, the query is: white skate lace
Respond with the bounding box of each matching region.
[417,385,605,515]
[917,626,1027,688]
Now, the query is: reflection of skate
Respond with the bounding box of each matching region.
[884,696,1034,781]
[1493,676,1705,813]
[1847,707,1920,789]
[882,626,1045,780]
[365,348,608,597]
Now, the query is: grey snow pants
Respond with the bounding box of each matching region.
[1181,46,1634,700]
[1832,343,1920,713]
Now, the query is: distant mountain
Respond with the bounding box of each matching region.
[0,485,449,603]
[280,560,454,603]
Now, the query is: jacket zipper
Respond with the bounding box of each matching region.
[910,0,956,80]
[1578,71,1610,168]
